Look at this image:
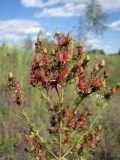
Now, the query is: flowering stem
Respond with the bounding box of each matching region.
[20,105,58,159]
[62,103,108,159]
[58,87,64,160]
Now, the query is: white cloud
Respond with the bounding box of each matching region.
[101,0,120,11]
[21,0,64,8]
[108,20,120,31]
[0,19,51,43]
[21,0,120,17]
[34,3,85,17]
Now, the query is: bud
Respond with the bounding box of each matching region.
[85,55,90,62]
[100,59,105,67]
[55,28,60,37]
[8,72,14,80]
[37,34,42,43]
[67,32,72,41]
[116,83,120,89]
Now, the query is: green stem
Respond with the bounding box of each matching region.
[59,87,64,160]
[20,105,58,160]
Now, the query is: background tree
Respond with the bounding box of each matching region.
[78,0,108,50]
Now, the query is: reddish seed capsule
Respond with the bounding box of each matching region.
[16,82,21,91]
[71,147,77,153]
[43,53,49,62]
[58,34,66,45]
[78,44,83,55]
[111,87,116,94]
[34,70,41,77]
[34,53,40,64]
[50,116,56,127]
[82,143,87,150]
[66,133,72,141]
[49,127,54,134]
[63,52,68,61]
[54,44,58,51]
[79,66,84,74]
[57,105,62,112]
[104,71,109,79]
[72,52,77,60]
[43,47,48,54]
[45,69,50,76]
[30,80,37,87]
[76,120,82,127]
[78,79,86,89]
[48,102,54,111]
[68,118,75,127]
[105,92,112,99]
[32,138,41,150]
[91,143,96,149]
[56,128,60,135]
[71,65,77,74]
[57,75,63,84]
[58,52,63,62]
[15,94,22,105]
[94,64,100,72]
[41,76,48,84]
[60,66,68,78]
[92,77,100,88]
[82,121,87,128]
[39,155,46,160]
[31,71,35,78]
[67,42,72,53]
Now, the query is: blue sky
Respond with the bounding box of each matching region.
[0,0,120,53]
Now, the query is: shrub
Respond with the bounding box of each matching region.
[7,31,120,160]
